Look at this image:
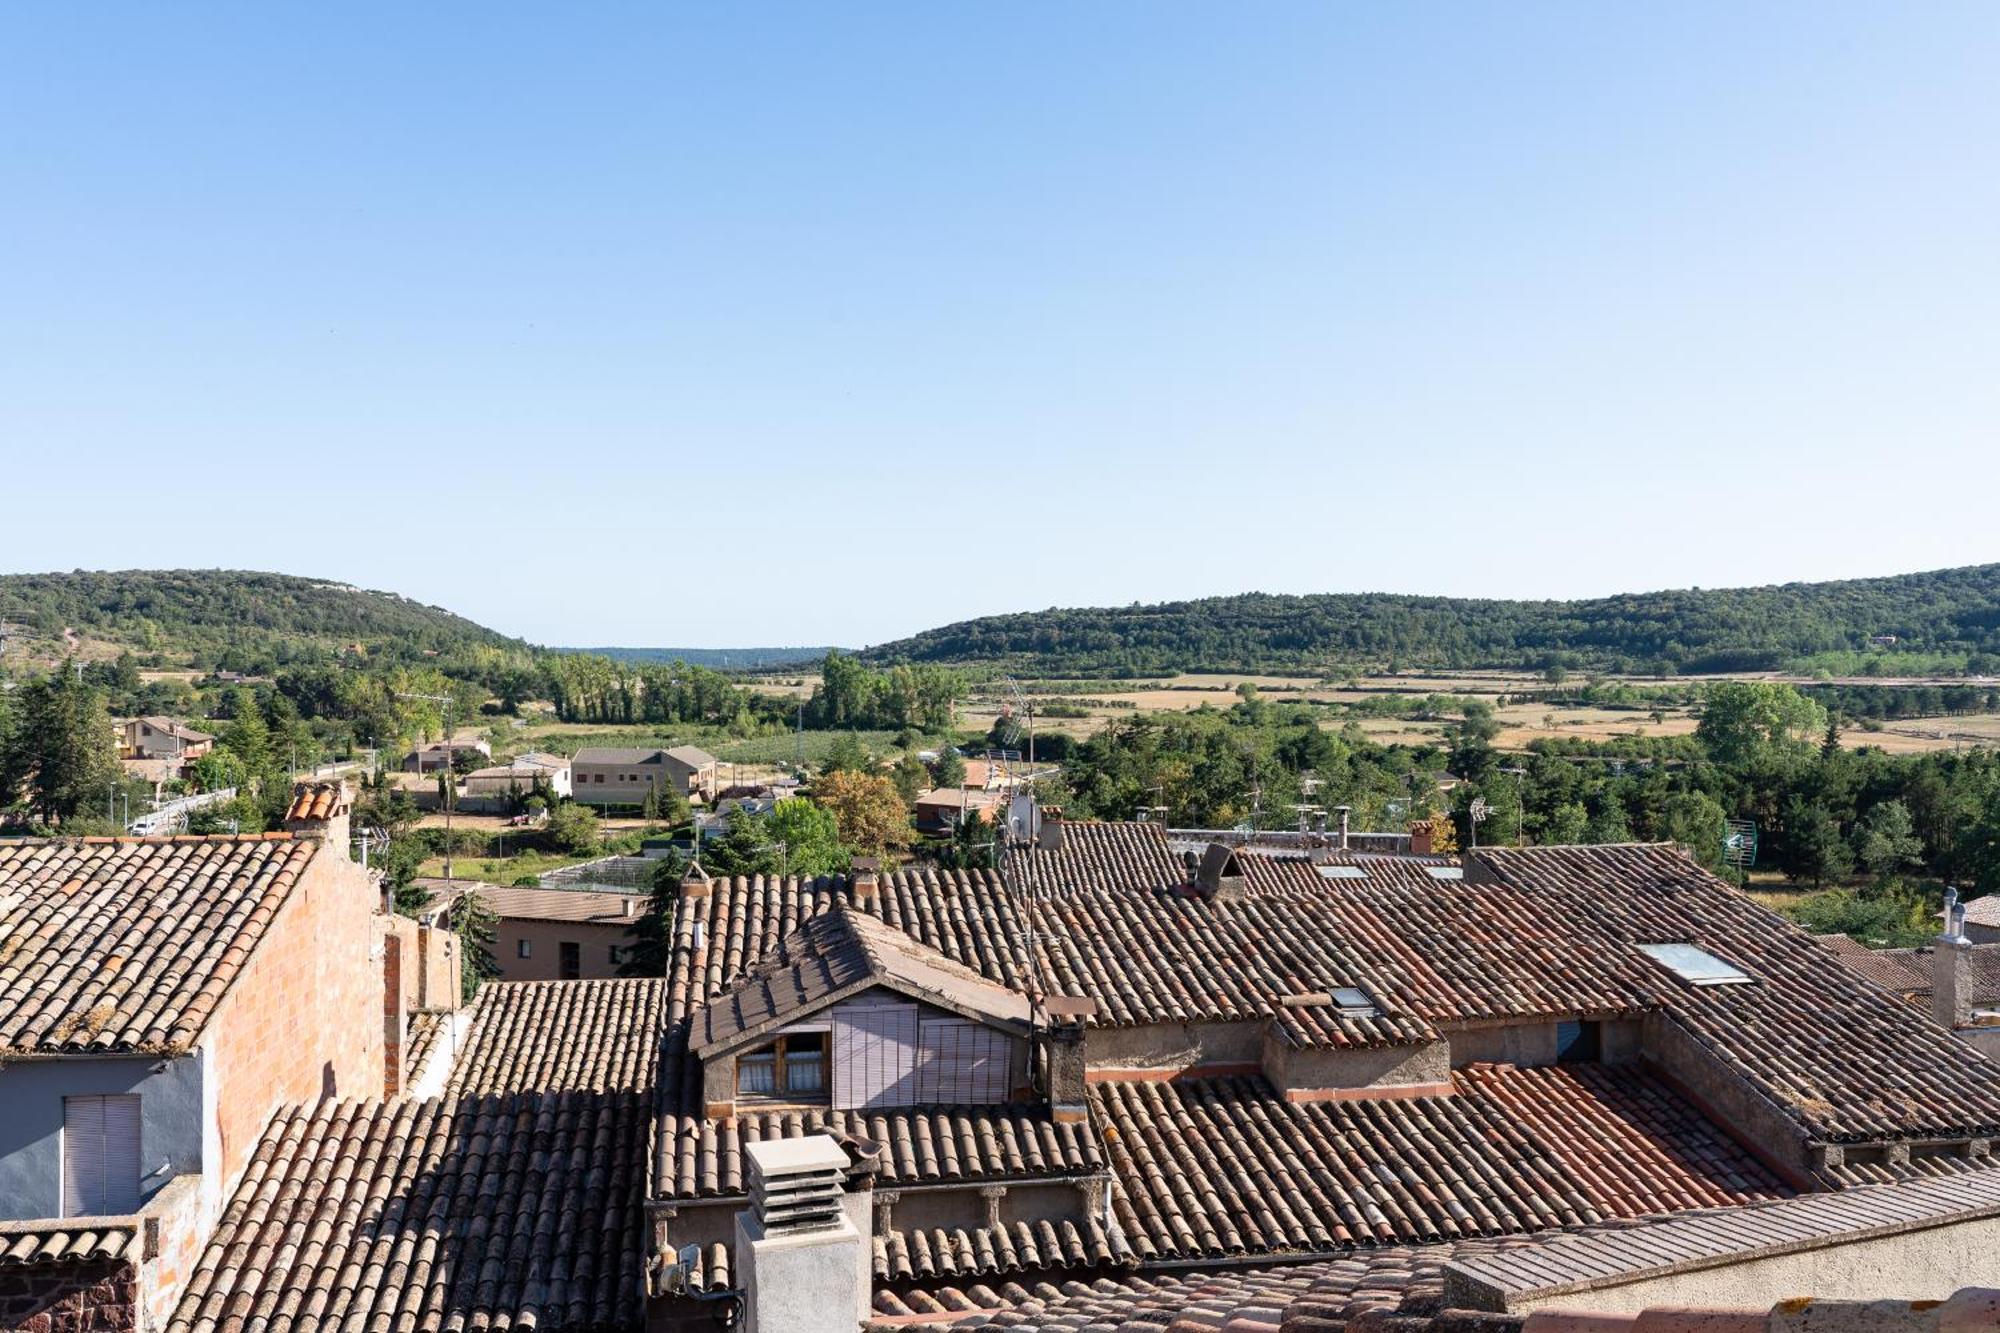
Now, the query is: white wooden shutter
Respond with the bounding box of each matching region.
[63,1095,141,1217]
[832,1001,920,1109]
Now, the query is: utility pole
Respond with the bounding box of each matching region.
[397,691,457,885]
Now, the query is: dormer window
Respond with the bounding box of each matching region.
[1637,943,1754,987]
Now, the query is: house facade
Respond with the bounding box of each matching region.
[119,717,214,763]
[417,878,644,981]
[401,737,492,773]
[572,745,716,807]
[0,783,456,1330]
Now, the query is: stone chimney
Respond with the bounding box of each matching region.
[850,856,880,907]
[735,1137,868,1333]
[1042,996,1096,1123]
[1935,888,1974,1030]
[1409,820,1434,857]
[680,859,713,901]
[1037,807,1066,852]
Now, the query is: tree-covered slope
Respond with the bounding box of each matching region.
[0,570,522,664]
[865,564,2000,676]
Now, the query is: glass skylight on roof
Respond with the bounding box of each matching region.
[1424,865,1463,881]
[1636,943,1755,987]
[1315,864,1368,880]
[1330,986,1380,1016]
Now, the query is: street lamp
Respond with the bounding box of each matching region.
[1499,766,1528,846]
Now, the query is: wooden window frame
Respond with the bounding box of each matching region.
[735,1030,831,1106]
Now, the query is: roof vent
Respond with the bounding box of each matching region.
[745,1138,849,1236]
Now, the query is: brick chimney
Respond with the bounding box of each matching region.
[1409,820,1434,857]
[283,780,352,856]
[1037,806,1066,852]
[1935,888,1974,1030]
[1042,996,1096,1123]
[734,1137,869,1333]
[850,856,880,907]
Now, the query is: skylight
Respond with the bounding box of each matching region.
[1636,943,1754,987]
[1330,986,1380,1017]
[1315,864,1368,881]
[1424,865,1463,881]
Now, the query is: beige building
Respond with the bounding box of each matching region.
[571,745,716,808]
[120,716,213,763]
[418,878,645,981]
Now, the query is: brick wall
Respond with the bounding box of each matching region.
[0,1264,135,1333]
[201,837,385,1196]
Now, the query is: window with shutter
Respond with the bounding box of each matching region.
[832,1002,919,1109]
[916,1019,1013,1104]
[63,1094,141,1217]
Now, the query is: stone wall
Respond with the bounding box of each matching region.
[0,1263,134,1333]
[1262,1034,1451,1100]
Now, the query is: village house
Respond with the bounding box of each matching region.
[400,736,492,772]
[118,717,213,764]
[458,751,573,803]
[572,744,717,807]
[0,782,459,1333]
[416,877,645,981]
[911,785,1006,835]
[149,816,2000,1333]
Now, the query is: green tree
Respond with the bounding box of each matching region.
[3,667,121,824]
[821,732,872,777]
[765,798,848,877]
[1659,791,1728,868]
[217,688,272,780]
[188,749,249,794]
[1542,801,1589,846]
[701,808,783,877]
[890,755,929,804]
[932,748,967,790]
[1695,682,1827,769]
[620,854,689,979]
[1587,797,1632,845]
[1783,798,1853,889]
[448,890,501,1001]
[547,802,602,855]
[1854,799,1923,876]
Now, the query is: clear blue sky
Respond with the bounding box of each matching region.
[4,4,1996,647]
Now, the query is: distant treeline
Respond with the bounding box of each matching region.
[864,565,2000,676]
[569,646,839,670]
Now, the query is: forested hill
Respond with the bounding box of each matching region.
[0,570,522,665]
[864,564,2000,676]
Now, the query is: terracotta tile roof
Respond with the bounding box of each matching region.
[1816,939,2000,1003]
[282,780,346,822]
[166,1091,650,1333]
[0,835,317,1055]
[876,1217,1129,1285]
[693,906,1033,1057]
[1095,1063,1786,1263]
[449,978,665,1094]
[1473,845,2000,1142]
[1007,821,1186,895]
[138,716,214,743]
[0,1223,136,1268]
[403,1009,449,1078]
[870,1251,1438,1331]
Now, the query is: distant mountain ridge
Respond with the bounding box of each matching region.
[0,569,521,663]
[572,646,839,670]
[861,564,2000,676]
